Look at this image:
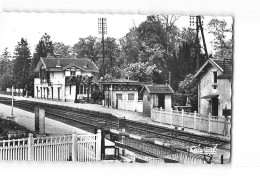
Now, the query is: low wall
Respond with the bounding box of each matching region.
[118,100,143,113]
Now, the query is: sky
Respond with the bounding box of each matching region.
[0,12,233,56]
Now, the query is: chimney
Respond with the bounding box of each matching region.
[165,80,169,86]
[55,53,61,67]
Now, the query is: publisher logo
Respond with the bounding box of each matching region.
[188,144,218,155]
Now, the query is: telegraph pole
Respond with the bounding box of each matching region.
[195,16,200,71]
[98,18,107,76]
[11,85,14,117]
[190,15,208,71]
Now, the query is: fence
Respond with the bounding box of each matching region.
[0,131,101,162]
[151,108,231,137]
[2,88,23,96]
[118,100,143,113]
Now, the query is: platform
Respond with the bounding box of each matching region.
[0,94,230,140]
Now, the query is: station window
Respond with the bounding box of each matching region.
[213,71,217,89]
[213,71,217,83]
[128,93,134,100]
[71,70,76,76]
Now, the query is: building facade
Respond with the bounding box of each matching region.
[194,58,232,116]
[99,79,143,108]
[34,57,99,102]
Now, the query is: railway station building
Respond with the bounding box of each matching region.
[34,57,99,102]
[194,58,232,116]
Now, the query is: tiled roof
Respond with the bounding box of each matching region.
[212,59,232,75]
[143,85,174,94]
[41,57,99,72]
[194,58,233,79]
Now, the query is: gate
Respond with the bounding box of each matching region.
[0,130,101,162]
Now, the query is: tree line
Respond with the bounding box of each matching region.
[0,15,232,108]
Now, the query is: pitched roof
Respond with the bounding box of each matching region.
[141,84,174,94]
[36,57,99,72]
[194,58,232,79]
[212,59,232,75]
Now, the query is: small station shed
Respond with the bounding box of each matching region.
[140,84,174,117]
[99,78,143,108]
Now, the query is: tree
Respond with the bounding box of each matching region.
[53,42,72,58]
[117,15,204,89]
[178,73,198,111]
[123,62,160,83]
[85,75,94,101]
[72,36,100,62]
[31,33,54,73]
[27,33,54,97]
[102,37,121,77]
[66,75,93,103]
[208,19,233,58]
[119,27,140,64]
[13,38,31,90]
[0,48,13,90]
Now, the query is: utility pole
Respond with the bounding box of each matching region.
[11,85,14,117]
[98,18,107,77]
[195,16,200,71]
[168,72,171,86]
[190,15,208,71]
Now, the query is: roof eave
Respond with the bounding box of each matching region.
[34,58,47,72]
[194,58,224,79]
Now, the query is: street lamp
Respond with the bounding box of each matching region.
[98,18,107,77]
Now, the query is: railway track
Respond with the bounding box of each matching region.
[0,97,230,154]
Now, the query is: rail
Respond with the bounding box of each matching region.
[110,129,208,164]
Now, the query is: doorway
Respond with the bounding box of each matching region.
[116,93,123,109]
[211,98,218,116]
[40,87,42,98]
[58,88,60,101]
[158,94,165,109]
[51,87,53,100]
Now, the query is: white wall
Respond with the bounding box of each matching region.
[34,68,97,101]
[75,69,81,76]
[53,71,64,78]
[65,70,70,76]
[65,85,76,101]
[199,66,232,116]
[165,94,172,110]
